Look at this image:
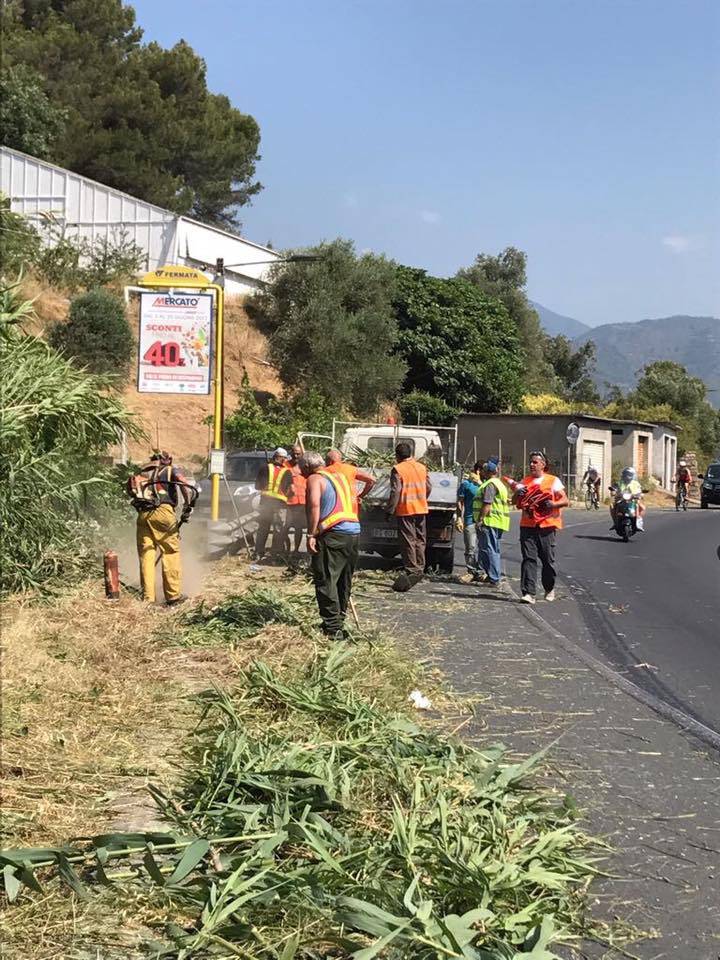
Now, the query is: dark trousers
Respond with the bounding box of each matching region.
[397,515,427,576]
[520,526,557,596]
[255,498,286,556]
[311,531,359,635]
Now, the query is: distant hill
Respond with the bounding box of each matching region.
[531,301,590,338]
[573,315,720,406]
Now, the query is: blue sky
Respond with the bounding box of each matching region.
[133,0,719,326]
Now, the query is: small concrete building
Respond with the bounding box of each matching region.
[1,145,281,295]
[455,413,677,492]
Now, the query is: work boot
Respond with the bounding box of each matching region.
[457,572,475,584]
[166,594,188,607]
[520,594,536,605]
[407,572,423,588]
[392,572,412,593]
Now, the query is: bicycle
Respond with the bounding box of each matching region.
[675,482,688,512]
[584,483,600,510]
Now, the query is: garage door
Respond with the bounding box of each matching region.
[580,440,605,479]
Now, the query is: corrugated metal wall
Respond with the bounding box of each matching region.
[1,146,279,294]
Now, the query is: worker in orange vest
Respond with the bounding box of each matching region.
[324,448,376,514]
[254,447,293,560]
[387,441,432,592]
[513,450,569,604]
[284,443,307,555]
[302,450,361,638]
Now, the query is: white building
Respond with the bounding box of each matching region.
[0,145,281,295]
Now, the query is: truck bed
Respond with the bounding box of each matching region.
[363,470,458,509]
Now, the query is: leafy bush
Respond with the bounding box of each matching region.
[0,281,139,594]
[398,390,457,426]
[0,195,41,276]
[49,288,134,378]
[36,225,144,292]
[224,371,338,451]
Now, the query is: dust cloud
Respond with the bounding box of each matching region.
[104,515,211,605]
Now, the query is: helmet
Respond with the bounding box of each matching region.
[621,466,636,482]
[150,450,172,466]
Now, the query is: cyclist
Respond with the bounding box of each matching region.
[581,464,601,506]
[610,466,645,531]
[672,460,693,505]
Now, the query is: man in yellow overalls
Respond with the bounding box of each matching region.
[129,451,196,605]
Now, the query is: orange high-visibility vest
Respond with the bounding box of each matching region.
[518,473,563,529]
[324,460,360,513]
[262,463,290,501]
[395,459,429,517]
[317,470,359,534]
[285,463,307,506]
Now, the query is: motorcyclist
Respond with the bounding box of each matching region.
[581,464,601,503]
[673,460,693,501]
[610,466,645,531]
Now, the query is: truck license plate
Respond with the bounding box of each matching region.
[372,528,397,539]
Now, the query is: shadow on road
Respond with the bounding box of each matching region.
[573,534,622,543]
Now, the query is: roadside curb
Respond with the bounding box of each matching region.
[504,582,720,755]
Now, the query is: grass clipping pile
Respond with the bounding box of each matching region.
[2,584,620,959]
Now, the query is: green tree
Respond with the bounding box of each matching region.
[0,64,66,159]
[398,390,457,427]
[393,267,523,412]
[633,361,707,418]
[50,288,134,379]
[247,240,405,416]
[543,334,600,404]
[3,2,261,227]
[457,246,553,389]
[224,372,339,451]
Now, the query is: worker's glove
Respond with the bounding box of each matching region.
[181,505,193,523]
[455,517,464,532]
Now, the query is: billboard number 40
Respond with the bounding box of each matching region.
[143,341,184,367]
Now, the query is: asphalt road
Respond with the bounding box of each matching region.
[495,505,720,736]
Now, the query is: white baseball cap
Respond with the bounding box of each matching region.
[273,447,289,458]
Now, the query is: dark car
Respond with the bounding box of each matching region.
[699,462,720,508]
[200,450,272,521]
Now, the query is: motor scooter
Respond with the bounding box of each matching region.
[609,485,639,542]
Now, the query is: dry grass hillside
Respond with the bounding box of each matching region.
[22,279,283,465]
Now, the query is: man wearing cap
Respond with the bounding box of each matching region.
[473,460,510,587]
[456,462,483,583]
[302,451,361,638]
[254,447,293,560]
[513,451,569,604]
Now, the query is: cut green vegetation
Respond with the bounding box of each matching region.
[1,576,634,959]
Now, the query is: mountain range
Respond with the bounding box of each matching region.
[533,302,720,405]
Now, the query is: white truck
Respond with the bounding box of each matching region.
[302,421,459,574]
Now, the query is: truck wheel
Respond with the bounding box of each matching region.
[430,548,454,575]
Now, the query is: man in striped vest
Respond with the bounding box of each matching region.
[387,441,432,590]
[302,451,361,638]
[473,459,510,587]
[253,447,293,560]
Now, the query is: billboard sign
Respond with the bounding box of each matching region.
[137,291,212,394]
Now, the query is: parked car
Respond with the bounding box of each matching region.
[699,462,720,508]
[199,450,270,521]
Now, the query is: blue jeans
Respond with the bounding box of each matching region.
[478,525,503,583]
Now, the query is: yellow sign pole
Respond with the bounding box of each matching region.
[137,265,225,521]
[209,281,224,521]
